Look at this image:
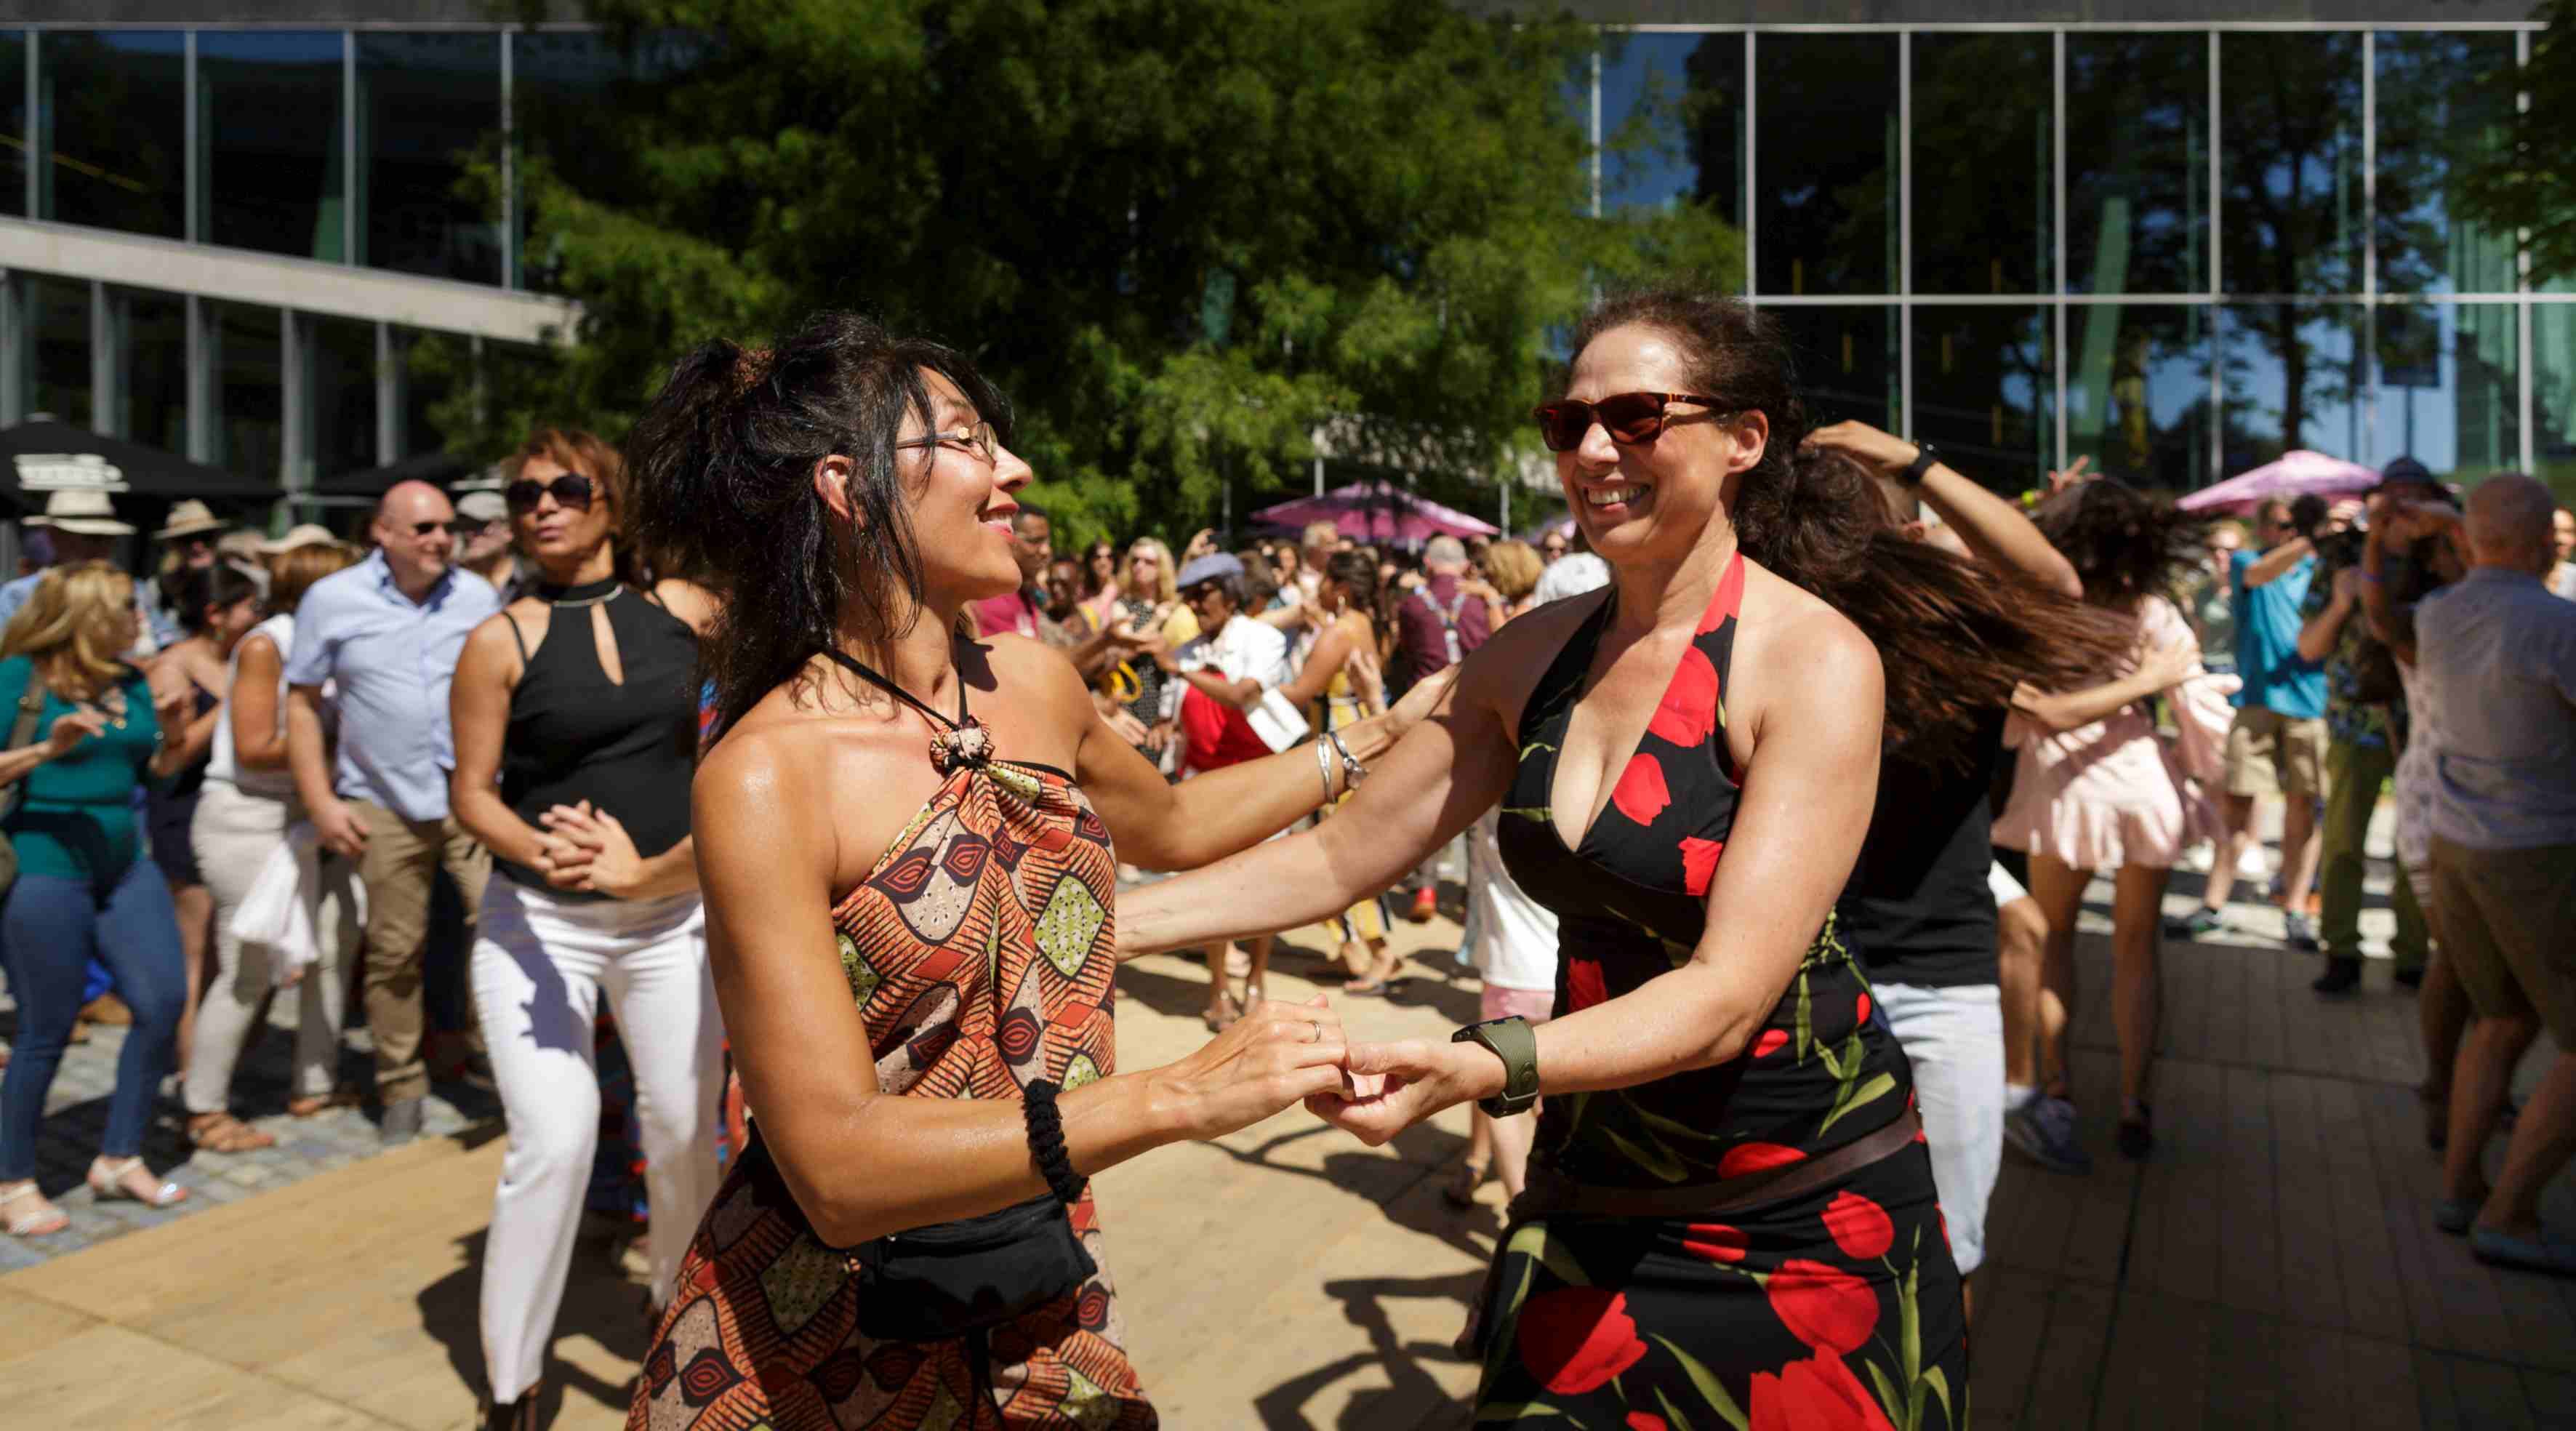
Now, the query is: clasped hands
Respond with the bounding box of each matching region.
[531,798,646,896]
[1170,992,1506,1148]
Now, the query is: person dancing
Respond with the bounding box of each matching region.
[1120,289,1968,1426]
[447,428,725,1429]
[619,313,1441,1430]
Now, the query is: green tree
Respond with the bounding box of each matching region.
[2458,1,2576,287]
[427,1,1735,549]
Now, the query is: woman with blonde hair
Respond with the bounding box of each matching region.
[1107,536,1197,758]
[0,563,198,1235]
[182,537,368,1152]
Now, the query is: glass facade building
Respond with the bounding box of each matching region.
[1,8,2566,508]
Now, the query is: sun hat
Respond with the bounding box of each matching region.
[28,488,135,537]
[1175,553,1246,590]
[155,499,229,541]
[454,490,509,525]
[253,524,340,556]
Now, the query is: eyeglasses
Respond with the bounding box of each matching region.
[407,520,468,538]
[1541,541,1569,554]
[505,474,597,513]
[1531,392,1733,453]
[895,421,998,466]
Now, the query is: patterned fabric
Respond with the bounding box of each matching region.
[2300,572,2399,750]
[629,755,1155,1430]
[1485,551,1966,1428]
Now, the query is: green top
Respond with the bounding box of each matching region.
[0,654,162,882]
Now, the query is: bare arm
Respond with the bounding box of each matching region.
[1312,612,1890,1142]
[286,684,369,857]
[1271,618,1358,711]
[2011,636,2199,734]
[1805,421,2082,598]
[2296,567,2357,664]
[448,615,555,875]
[2243,537,2314,588]
[228,636,287,770]
[697,729,1348,1248]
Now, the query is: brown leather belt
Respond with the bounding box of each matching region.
[1458,1108,1922,1358]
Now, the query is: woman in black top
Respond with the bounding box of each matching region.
[449,428,721,1431]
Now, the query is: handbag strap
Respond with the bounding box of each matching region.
[0,678,46,823]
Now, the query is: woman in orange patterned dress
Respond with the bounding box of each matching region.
[615,312,1443,1431]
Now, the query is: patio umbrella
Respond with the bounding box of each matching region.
[313,450,477,499]
[1252,481,1500,544]
[2175,450,2381,516]
[1,420,281,504]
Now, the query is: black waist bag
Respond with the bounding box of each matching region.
[742,1126,1095,1342]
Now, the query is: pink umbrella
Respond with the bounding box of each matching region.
[1252,481,1500,543]
[2175,450,2381,516]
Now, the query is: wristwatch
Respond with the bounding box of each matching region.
[1452,1016,1540,1118]
[1897,441,1941,487]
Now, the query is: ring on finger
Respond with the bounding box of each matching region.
[1307,1020,1322,1044]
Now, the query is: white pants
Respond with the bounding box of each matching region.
[1873,981,2005,1276]
[470,878,724,1399]
[182,779,359,1113]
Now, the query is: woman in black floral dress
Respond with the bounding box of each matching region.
[1122,289,1987,1428]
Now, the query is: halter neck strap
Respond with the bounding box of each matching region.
[816,646,968,732]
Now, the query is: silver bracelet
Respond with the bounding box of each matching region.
[1325,728,1366,790]
[1315,732,1336,803]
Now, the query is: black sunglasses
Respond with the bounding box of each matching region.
[1532,391,1732,453]
[407,520,468,537]
[505,474,597,513]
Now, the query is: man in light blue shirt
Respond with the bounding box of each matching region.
[285,480,500,1142]
[2172,496,2332,948]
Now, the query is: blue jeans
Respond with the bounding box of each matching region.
[0,862,187,1181]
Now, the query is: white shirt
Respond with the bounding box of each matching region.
[1167,614,1291,716]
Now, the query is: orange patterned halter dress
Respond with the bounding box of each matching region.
[630,655,1155,1430]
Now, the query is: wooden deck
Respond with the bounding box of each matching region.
[4,885,2572,1428]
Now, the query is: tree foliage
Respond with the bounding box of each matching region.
[428,1,1738,548]
[2458,1,2576,288]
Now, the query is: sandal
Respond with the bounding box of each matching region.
[1203,991,1241,1034]
[1336,940,1372,980]
[1,1179,68,1237]
[1346,952,1406,997]
[188,1111,277,1153]
[286,1087,362,1119]
[87,1156,188,1208]
[1443,1156,1490,1209]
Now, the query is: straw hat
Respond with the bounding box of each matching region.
[155,500,228,541]
[253,524,340,556]
[25,488,135,537]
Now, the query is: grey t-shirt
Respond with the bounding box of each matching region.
[2417,567,2576,851]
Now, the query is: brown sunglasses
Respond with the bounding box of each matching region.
[1531,392,1732,453]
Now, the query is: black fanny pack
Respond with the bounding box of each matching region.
[745,1130,1096,1342]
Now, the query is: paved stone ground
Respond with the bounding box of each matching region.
[0,993,496,1272]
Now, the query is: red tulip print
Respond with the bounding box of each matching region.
[1717,1142,1806,1179]
[1610,753,1671,826]
[1513,1286,1649,1396]
[1821,1191,1894,1261]
[1856,991,1873,1025]
[1747,1350,1897,1431]
[1566,955,1609,1013]
[1680,835,1725,895]
[1626,1416,1669,1431]
[1765,1259,1878,1355]
[1648,646,1721,747]
[1698,555,1748,636]
[1752,1027,1789,1059]
[1682,1222,1749,1264]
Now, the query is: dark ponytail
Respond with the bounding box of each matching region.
[625,310,1014,742]
[1570,287,2132,769]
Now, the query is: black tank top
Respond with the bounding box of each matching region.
[497,577,699,901]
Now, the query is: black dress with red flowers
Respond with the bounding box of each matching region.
[1482,552,1966,1429]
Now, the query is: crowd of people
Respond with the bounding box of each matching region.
[0,282,2568,1430]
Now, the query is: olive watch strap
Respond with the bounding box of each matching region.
[1453,1016,1540,1118]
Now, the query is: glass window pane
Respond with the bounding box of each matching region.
[2535,306,2576,507]
[2220,33,2364,297]
[514,32,702,291]
[358,32,502,284]
[2371,302,2519,475]
[1770,305,1897,430]
[1914,307,2053,495]
[2068,304,2215,492]
[1911,34,2050,295]
[201,31,348,260]
[23,275,90,428]
[36,31,186,238]
[2066,34,2205,295]
[306,318,378,488]
[110,289,188,454]
[214,303,281,482]
[2222,305,2365,473]
[2375,32,2518,296]
[1754,35,1895,297]
[0,31,25,217]
[1597,32,1743,292]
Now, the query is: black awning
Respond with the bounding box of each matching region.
[313,450,476,498]
[1,421,284,505]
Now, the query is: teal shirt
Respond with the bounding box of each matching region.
[0,655,162,881]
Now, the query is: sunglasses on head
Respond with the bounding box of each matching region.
[1531,391,1732,453]
[505,474,597,513]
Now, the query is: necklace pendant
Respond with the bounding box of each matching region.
[929,718,995,774]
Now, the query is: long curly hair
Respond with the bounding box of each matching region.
[625,311,1015,742]
[1568,286,2133,768]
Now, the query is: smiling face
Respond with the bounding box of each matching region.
[372,481,457,590]
[1555,324,1765,567]
[1187,580,1238,629]
[877,368,1032,604]
[512,454,616,571]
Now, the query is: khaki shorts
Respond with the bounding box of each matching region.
[2224,707,2328,798]
[2429,835,2576,1050]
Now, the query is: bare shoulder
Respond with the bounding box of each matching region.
[1735,559,1882,715]
[462,604,539,666]
[650,578,722,634]
[695,697,825,827]
[1461,587,1605,723]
